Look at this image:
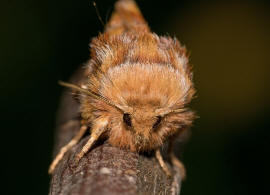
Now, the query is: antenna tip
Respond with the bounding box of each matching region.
[58,80,69,87]
[58,80,64,85]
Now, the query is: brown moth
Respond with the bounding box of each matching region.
[49,0,195,178]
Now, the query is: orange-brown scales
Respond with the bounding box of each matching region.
[49,0,195,178]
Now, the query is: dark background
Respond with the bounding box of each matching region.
[1,0,270,194]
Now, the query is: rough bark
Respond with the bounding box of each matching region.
[49,69,182,195]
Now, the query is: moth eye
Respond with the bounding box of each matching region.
[123,113,132,127]
[153,116,162,129]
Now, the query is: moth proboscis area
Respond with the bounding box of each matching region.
[49,0,196,179]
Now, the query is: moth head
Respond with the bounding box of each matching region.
[119,106,192,151]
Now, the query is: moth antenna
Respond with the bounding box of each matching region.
[160,86,195,116]
[166,108,187,116]
[93,1,105,27]
[58,81,124,112]
[171,108,187,114]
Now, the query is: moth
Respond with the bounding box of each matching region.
[49,0,195,178]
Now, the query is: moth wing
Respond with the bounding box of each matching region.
[105,0,150,35]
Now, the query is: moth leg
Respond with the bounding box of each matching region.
[155,149,172,177]
[75,118,108,163]
[48,124,88,174]
[169,139,186,180]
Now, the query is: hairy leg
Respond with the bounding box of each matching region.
[75,118,108,163]
[155,149,171,177]
[49,124,88,174]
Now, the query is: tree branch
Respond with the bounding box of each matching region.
[49,69,182,195]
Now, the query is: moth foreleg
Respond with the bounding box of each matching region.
[75,118,108,163]
[48,124,88,174]
[155,149,172,177]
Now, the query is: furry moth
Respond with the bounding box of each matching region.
[49,0,195,178]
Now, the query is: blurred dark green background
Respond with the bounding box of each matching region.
[1,0,270,194]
